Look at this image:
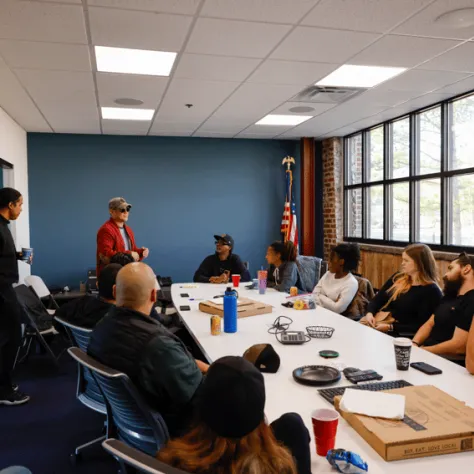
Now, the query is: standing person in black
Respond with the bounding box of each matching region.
[193,234,251,283]
[413,253,474,356]
[0,188,30,405]
[360,244,442,336]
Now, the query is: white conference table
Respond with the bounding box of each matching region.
[171,283,474,473]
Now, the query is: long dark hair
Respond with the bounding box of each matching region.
[269,241,297,263]
[157,421,297,474]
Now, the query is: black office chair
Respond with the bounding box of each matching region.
[103,439,190,474]
[55,317,107,461]
[68,348,170,457]
[13,284,61,367]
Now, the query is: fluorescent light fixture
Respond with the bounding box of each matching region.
[316,65,406,88]
[255,114,313,126]
[95,46,177,76]
[101,107,154,121]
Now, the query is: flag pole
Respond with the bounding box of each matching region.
[281,156,296,243]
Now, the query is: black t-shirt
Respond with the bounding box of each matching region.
[427,290,474,345]
[193,253,251,283]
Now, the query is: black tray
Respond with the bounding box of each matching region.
[292,365,341,386]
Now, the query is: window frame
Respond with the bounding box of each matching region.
[343,89,474,254]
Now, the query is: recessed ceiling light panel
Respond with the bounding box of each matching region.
[255,114,313,126]
[316,65,406,88]
[101,107,154,121]
[95,46,177,76]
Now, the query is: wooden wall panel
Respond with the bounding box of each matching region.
[359,249,452,290]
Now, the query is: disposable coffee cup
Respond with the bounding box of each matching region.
[393,337,412,370]
[232,274,241,288]
[311,408,339,456]
[21,247,33,261]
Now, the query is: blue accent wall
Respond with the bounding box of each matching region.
[28,133,300,287]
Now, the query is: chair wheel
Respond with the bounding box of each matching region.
[70,452,83,465]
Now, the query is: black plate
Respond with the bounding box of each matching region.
[292,365,341,386]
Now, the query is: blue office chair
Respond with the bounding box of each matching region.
[103,439,190,474]
[56,317,107,462]
[68,348,170,457]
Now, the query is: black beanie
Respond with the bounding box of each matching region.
[243,343,280,373]
[199,356,265,438]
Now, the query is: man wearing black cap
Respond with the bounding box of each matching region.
[0,187,30,405]
[193,234,251,283]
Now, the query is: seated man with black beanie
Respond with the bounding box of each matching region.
[55,264,122,329]
[193,234,251,283]
[88,263,208,436]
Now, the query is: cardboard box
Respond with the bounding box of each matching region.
[199,297,272,318]
[335,385,474,461]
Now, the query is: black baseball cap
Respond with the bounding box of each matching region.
[214,234,234,248]
[243,344,280,374]
[198,356,265,438]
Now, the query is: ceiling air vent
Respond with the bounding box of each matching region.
[291,85,367,104]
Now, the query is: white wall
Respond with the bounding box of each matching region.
[0,106,30,282]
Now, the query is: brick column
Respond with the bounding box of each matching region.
[322,137,344,260]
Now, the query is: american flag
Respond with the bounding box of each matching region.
[281,167,299,248]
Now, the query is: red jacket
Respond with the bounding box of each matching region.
[96,218,144,276]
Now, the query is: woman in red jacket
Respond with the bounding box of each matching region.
[96,197,149,276]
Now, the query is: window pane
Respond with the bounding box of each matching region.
[417,178,441,244]
[368,127,384,182]
[347,134,362,185]
[392,182,410,241]
[418,107,441,175]
[450,95,474,171]
[449,174,474,246]
[392,118,410,179]
[367,185,384,239]
[346,189,362,238]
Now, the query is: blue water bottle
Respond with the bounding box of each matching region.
[223,286,238,333]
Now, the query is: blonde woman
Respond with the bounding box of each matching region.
[360,244,442,335]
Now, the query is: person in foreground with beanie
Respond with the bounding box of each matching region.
[157,356,311,474]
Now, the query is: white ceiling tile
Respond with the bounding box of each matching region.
[96,73,168,108]
[356,88,422,107]
[400,92,457,110]
[88,0,200,15]
[239,124,293,135]
[151,78,240,130]
[0,58,51,132]
[102,120,150,135]
[209,83,303,123]
[377,69,470,92]
[0,1,87,43]
[201,0,319,24]
[193,131,236,138]
[174,54,260,82]
[418,42,474,72]
[0,40,91,71]
[236,133,280,139]
[394,0,474,39]
[248,60,338,85]
[32,0,81,3]
[271,27,380,63]
[271,101,335,116]
[302,0,433,33]
[196,118,252,133]
[186,18,291,58]
[16,69,97,106]
[433,74,474,95]
[149,128,194,136]
[350,35,460,68]
[89,7,193,50]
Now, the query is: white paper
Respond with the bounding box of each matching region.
[340,389,405,420]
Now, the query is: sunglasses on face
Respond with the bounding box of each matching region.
[118,206,131,213]
[215,241,229,246]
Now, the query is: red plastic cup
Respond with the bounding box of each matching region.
[232,274,241,288]
[311,408,339,456]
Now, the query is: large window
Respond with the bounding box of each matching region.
[344,91,474,252]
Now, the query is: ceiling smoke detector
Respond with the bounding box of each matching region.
[435,8,474,28]
[114,98,144,106]
[291,85,367,105]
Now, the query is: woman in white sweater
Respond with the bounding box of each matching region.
[312,243,361,314]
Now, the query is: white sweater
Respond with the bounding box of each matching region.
[312,272,358,314]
